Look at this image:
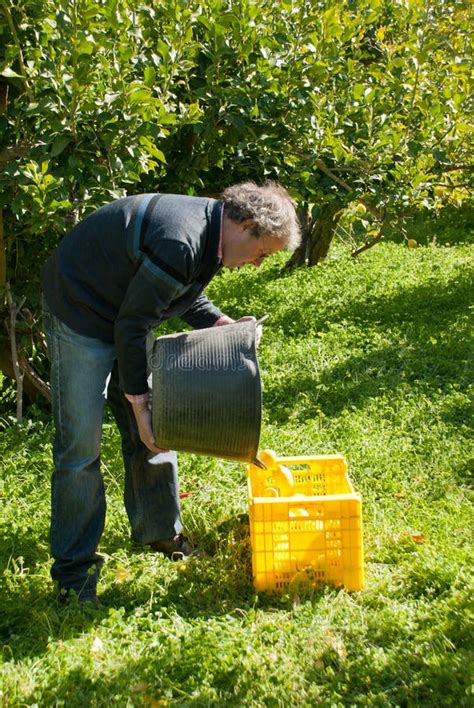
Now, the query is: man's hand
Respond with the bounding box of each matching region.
[131,400,169,454]
[236,316,263,346]
[214,315,263,346]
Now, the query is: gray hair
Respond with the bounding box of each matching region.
[221,181,301,250]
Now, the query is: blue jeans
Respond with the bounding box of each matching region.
[42,302,182,598]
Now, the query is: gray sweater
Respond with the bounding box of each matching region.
[42,194,224,394]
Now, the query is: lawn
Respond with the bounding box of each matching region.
[1,217,473,706]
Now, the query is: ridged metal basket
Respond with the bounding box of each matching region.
[151,321,262,463]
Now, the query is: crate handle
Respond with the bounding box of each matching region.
[264,486,280,497]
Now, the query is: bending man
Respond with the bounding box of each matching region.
[42,181,300,603]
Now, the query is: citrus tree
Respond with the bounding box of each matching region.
[0,0,472,410]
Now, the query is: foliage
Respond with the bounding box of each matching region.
[0,0,472,404]
[1,229,473,704]
[0,0,473,297]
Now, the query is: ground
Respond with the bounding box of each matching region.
[1,218,472,706]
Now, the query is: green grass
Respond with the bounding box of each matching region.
[1,229,473,706]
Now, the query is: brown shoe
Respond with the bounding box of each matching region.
[149,533,206,560]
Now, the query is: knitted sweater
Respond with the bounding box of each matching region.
[42,194,224,394]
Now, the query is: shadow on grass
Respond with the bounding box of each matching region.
[19,571,473,706]
[218,240,472,341]
[4,509,472,707]
[392,203,474,247]
[271,259,472,339]
[2,236,472,691]
[1,512,309,667]
[264,270,473,425]
[266,332,471,418]
[331,267,472,333]
[0,574,106,662]
[100,515,258,617]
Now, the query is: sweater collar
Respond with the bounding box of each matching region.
[198,199,223,285]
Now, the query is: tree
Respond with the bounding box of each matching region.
[0,0,472,410]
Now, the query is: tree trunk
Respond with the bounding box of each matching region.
[6,285,24,420]
[283,202,343,270]
[0,209,5,289]
[307,203,342,265]
[0,334,50,405]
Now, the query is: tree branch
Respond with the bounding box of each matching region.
[18,354,51,403]
[315,159,385,221]
[351,234,383,258]
[0,1,34,103]
[438,164,474,173]
[0,143,32,170]
[0,209,5,290]
[5,283,24,421]
[315,159,353,192]
[327,165,372,176]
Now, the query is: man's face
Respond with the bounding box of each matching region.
[222,218,284,268]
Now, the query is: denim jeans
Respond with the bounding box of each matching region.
[42,302,182,597]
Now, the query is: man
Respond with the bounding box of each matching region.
[42,180,300,604]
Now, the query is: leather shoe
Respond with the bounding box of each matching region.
[149,533,205,560]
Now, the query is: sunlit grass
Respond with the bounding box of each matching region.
[1,232,473,705]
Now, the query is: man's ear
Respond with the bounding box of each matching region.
[241,219,257,232]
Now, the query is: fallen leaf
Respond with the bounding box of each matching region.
[115,566,130,584]
[130,681,149,694]
[324,629,347,658]
[411,533,426,544]
[395,531,427,545]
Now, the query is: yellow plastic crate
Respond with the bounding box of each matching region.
[247,451,364,592]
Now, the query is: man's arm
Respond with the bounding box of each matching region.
[115,240,195,393]
[180,292,224,329]
[115,241,194,451]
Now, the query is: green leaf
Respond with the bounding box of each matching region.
[156,40,170,60]
[1,67,23,79]
[187,102,202,120]
[353,84,365,100]
[150,147,166,164]
[129,88,153,104]
[104,93,121,105]
[139,137,167,163]
[196,15,213,30]
[364,88,376,103]
[75,40,95,56]
[144,67,156,87]
[50,136,71,157]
